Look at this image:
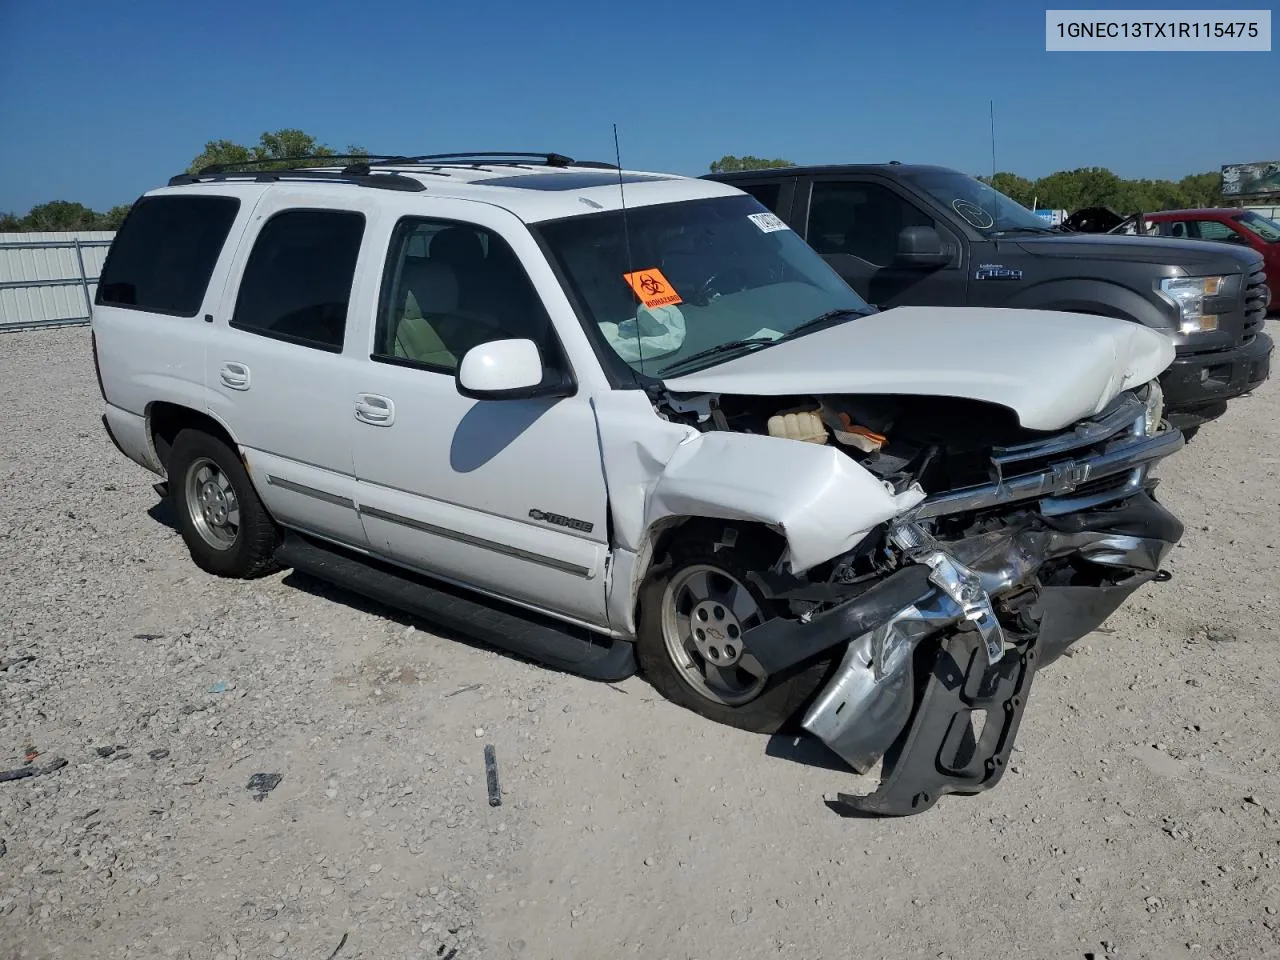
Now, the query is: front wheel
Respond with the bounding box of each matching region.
[636,538,835,734]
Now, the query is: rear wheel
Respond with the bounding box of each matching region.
[168,429,279,578]
[637,535,835,733]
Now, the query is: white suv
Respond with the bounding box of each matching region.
[93,152,1187,815]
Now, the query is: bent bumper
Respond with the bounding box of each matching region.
[795,491,1182,816]
[1161,331,1273,426]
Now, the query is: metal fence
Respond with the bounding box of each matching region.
[0,231,116,333]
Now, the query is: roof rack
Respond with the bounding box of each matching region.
[168,151,622,191]
[167,168,428,192]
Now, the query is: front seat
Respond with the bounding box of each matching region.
[429,227,489,314]
[392,260,463,368]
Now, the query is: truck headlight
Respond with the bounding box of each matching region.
[1160,276,1226,334]
[1142,380,1164,435]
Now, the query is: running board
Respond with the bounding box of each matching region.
[275,532,636,682]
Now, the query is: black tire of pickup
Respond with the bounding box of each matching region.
[636,537,836,734]
[168,428,280,579]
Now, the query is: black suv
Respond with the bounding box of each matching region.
[704,164,1273,433]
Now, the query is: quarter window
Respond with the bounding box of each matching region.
[230,209,365,352]
[373,218,556,373]
[95,195,240,316]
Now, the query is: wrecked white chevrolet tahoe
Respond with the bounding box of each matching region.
[92,153,1186,815]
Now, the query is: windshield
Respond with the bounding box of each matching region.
[1236,211,1280,242]
[534,195,872,376]
[901,169,1053,237]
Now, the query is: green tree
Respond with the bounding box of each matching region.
[16,201,104,231]
[1178,172,1222,208]
[709,155,796,173]
[980,172,1036,208]
[99,204,134,230]
[186,128,368,174]
[0,212,21,231]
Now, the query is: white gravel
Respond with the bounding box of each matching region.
[2,324,1279,960]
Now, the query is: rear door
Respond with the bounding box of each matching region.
[205,188,379,550]
[794,175,968,307]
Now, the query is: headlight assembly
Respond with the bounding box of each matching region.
[1160,275,1227,334]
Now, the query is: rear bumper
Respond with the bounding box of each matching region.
[102,403,163,475]
[1161,331,1273,425]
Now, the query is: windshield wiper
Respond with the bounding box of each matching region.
[990,226,1053,237]
[779,307,872,342]
[656,337,778,377]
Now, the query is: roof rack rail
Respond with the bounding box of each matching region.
[353,152,579,169]
[197,154,407,175]
[167,169,427,192]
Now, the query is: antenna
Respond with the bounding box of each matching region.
[989,99,1000,228]
[612,123,644,375]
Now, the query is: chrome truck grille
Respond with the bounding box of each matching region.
[912,391,1183,520]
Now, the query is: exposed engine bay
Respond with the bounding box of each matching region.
[647,382,1185,815]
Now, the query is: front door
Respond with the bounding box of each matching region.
[348,204,612,629]
[797,176,969,308]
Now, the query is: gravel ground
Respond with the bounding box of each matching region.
[2,324,1279,960]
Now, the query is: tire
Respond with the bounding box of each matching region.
[168,428,279,579]
[636,535,836,734]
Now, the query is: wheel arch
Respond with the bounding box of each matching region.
[146,401,241,477]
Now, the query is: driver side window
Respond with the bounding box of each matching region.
[373,218,556,373]
[806,181,934,267]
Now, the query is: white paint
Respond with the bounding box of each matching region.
[664,306,1175,432]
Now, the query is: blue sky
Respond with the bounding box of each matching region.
[1,0,1276,213]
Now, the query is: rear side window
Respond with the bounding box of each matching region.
[96,195,240,316]
[738,182,781,212]
[230,209,365,352]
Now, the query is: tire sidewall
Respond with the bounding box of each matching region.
[636,547,835,735]
[169,430,271,578]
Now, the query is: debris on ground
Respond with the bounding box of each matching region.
[148,748,170,761]
[444,683,483,698]
[485,744,502,807]
[0,655,36,671]
[247,773,283,800]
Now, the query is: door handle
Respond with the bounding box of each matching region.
[355,394,395,426]
[219,362,250,390]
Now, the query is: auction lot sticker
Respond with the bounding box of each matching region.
[1046,9,1271,51]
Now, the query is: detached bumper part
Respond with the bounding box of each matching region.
[800,493,1183,816]
[801,536,1008,780]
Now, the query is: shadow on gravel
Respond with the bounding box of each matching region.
[146,498,178,532]
[278,568,555,673]
[764,732,850,773]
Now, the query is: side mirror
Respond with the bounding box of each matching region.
[894,226,951,268]
[456,338,574,401]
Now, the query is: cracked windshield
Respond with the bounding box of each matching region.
[535,194,872,376]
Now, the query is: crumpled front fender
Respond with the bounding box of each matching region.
[646,431,925,575]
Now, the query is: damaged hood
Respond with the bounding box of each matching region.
[661,306,1175,432]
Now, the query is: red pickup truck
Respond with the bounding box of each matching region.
[1144,208,1279,313]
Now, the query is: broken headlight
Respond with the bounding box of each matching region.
[1142,380,1165,435]
[1160,275,1227,334]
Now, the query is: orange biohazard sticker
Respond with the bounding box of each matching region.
[622,268,683,309]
